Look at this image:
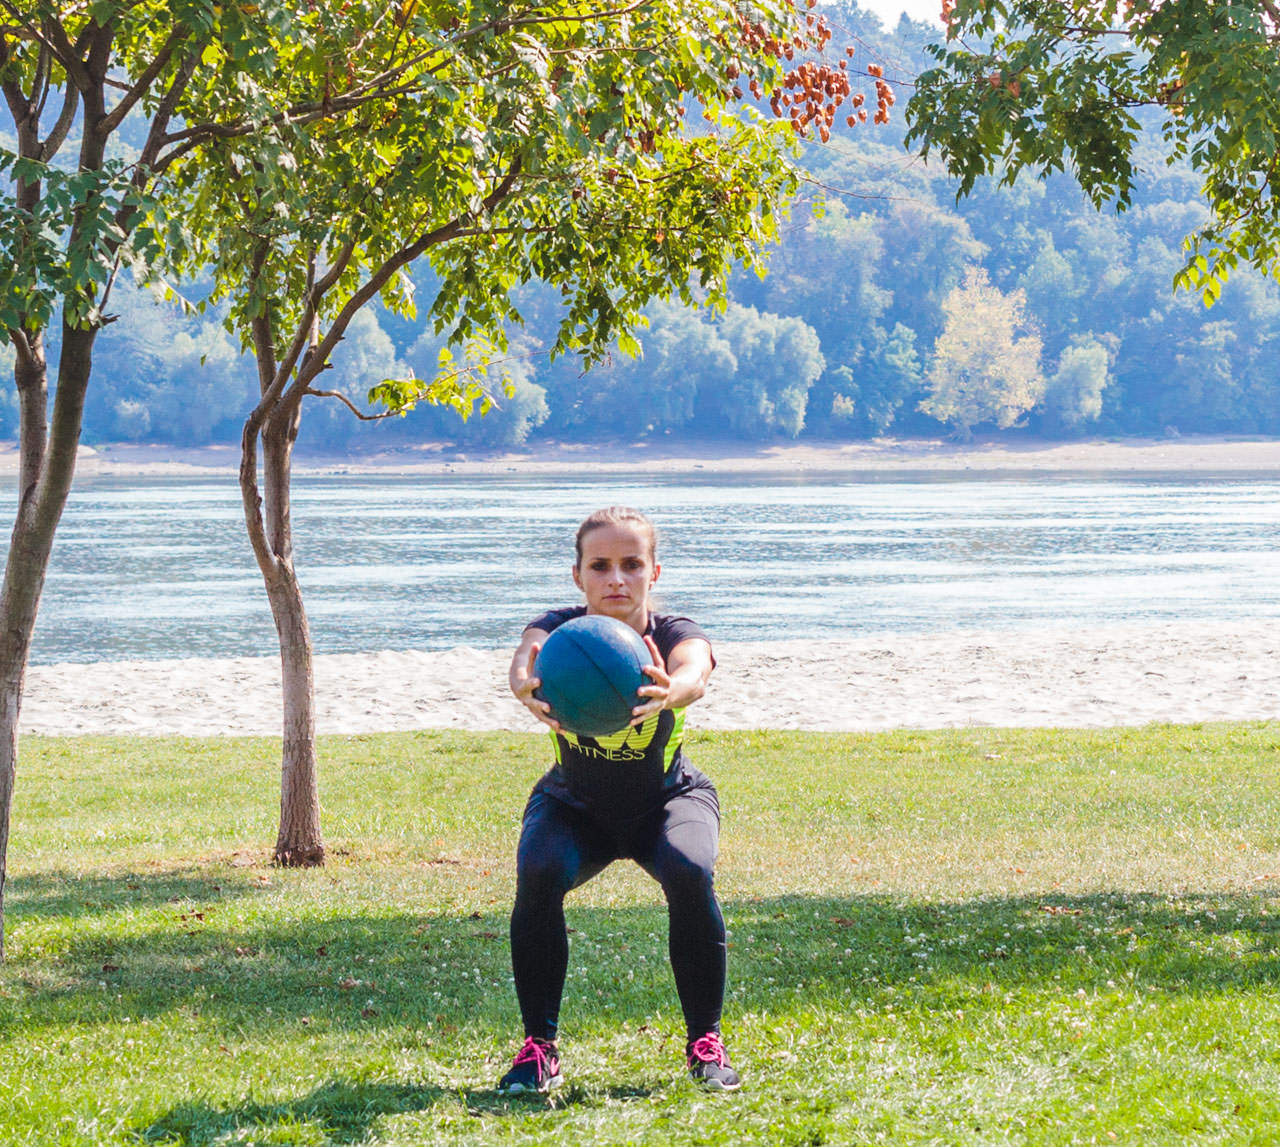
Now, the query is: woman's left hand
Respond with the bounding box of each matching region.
[631,636,670,725]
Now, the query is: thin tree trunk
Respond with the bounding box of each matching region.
[264,562,323,867]
[0,324,94,958]
[0,525,49,962]
[240,391,324,867]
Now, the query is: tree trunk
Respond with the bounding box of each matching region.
[0,325,94,958]
[0,522,50,962]
[265,561,323,867]
[241,398,325,867]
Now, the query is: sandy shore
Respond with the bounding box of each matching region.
[10,433,1280,478]
[11,434,1280,735]
[20,620,1280,737]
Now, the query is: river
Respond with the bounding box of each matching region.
[24,470,1280,664]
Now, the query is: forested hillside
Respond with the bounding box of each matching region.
[8,3,1277,452]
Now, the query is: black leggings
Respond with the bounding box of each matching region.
[510,778,725,1042]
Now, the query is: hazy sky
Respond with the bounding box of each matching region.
[860,0,944,27]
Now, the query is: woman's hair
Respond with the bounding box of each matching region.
[574,506,658,567]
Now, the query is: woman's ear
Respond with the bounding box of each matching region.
[572,565,583,591]
[650,562,661,587]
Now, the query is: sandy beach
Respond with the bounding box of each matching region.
[21,431,1280,478]
[11,433,1280,737]
[20,620,1280,737]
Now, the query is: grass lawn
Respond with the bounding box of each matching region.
[3,724,1280,1144]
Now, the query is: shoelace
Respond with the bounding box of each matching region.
[687,1033,727,1066]
[513,1036,556,1073]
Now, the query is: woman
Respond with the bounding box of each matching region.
[499,506,739,1094]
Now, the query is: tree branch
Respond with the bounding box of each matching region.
[136,47,200,173]
[312,241,357,301]
[301,158,523,385]
[6,327,31,368]
[28,10,90,90]
[0,30,35,129]
[0,2,45,51]
[1,73,29,128]
[39,72,80,161]
[29,37,50,117]
[240,308,282,581]
[303,387,401,420]
[507,0,652,29]
[99,24,187,136]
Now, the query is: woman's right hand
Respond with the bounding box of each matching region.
[511,639,561,731]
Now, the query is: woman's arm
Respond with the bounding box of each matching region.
[509,627,561,730]
[631,636,713,725]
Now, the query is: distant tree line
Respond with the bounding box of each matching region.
[11,3,1280,452]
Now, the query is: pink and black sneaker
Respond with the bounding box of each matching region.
[686,1032,741,1091]
[498,1036,563,1094]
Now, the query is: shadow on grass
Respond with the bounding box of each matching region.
[137,1079,444,1145]
[724,887,1280,1010]
[139,1079,659,1145]
[2,884,1278,1141]
[7,868,256,922]
[4,885,1280,1039]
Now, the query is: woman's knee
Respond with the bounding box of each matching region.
[657,848,716,904]
[516,846,576,901]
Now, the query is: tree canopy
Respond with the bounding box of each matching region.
[919,266,1043,438]
[19,5,1280,456]
[165,0,844,421]
[132,0,873,865]
[907,0,1280,304]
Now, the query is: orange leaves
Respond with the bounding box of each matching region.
[985,70,1024,101]
[782,58,853,140]
[734,6,893,141]
[873,78,896,124]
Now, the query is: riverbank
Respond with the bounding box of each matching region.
[12,433,1280,478]
[21,619,1280,736]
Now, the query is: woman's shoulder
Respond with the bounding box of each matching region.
[649,613,711,654]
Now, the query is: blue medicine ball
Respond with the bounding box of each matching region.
[533,615,654,737]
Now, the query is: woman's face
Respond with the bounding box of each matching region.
[573,522,659,630]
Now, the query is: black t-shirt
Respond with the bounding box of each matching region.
[525,606,713,820]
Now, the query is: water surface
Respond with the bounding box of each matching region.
[24,470,1280,663]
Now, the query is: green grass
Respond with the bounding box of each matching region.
[4,724,1280,1144]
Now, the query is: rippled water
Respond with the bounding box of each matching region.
[19,470,1280,663]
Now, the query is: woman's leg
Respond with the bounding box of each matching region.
[510,788,611,1040]
[636,783,725,1040]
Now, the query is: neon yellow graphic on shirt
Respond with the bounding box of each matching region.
[592,712,661,752]
[552,709,686,768]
